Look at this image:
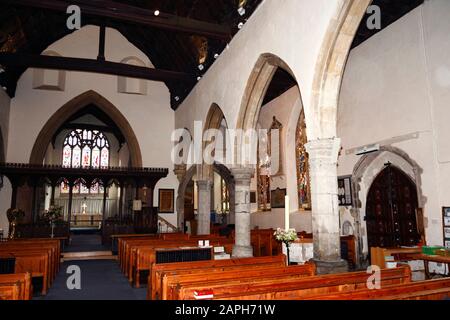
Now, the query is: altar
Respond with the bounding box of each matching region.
[71,213,103,229]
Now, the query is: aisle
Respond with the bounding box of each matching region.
[65,232,109,252]
[35,260,147,300]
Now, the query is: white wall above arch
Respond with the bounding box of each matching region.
[118,56,148,95]
[33,50,66,91]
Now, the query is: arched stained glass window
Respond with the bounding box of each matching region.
[61,129,110,194]
[296,110,311,209]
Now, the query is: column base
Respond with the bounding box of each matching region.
[311,258,348,275]
[232,245,253,258]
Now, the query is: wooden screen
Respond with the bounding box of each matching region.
[366,165,420,248]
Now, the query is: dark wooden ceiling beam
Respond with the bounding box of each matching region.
[0,52,195,83]
[5,0,232,40]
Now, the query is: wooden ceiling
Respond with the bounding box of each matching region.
[0,0,425,110]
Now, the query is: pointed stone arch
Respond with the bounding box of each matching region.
[351,146,425,263]
[310,0,372,139]
[201,103,227,179]
[29,90,142,167]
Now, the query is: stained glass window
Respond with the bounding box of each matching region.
[60,128,110,194]
[296,110,311,210]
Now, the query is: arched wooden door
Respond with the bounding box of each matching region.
[365,164,420,248]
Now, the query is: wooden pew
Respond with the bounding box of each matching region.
[163,263,315,300]
[303,278,450,300]
[149,255,287,300]
[0,239,60,295]
[0,273,32,300]
[121,235,231,279]
[0,283,20,300]
[132,239,234,287]
[174,266,411,300]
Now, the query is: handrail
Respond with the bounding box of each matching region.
[158,216,178,233]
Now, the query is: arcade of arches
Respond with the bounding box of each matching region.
[0,0,449,293]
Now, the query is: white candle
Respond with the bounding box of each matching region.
[285,195,290,230]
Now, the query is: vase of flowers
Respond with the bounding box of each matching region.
[6,208,25,240]
[274,228,298,265]
[42,206,62,238]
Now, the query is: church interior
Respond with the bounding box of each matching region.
[0,0,450,301]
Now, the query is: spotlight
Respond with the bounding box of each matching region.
[214,53,219,59]
[238,7,246,16]
[174,96,180,101]
[198,64,204,71]
[197,76,202,81]
[154,10,160,16]
[238,22,244,29]
[2,87,7,91]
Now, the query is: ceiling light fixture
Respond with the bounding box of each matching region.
[198,64,204,71]
[154,10,160,16]
[214,53,219,59]
[238,22,244,29]
[238,7,246,16]
[197,76,202,81]
[174,96,180,101]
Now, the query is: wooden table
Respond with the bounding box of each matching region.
[406,253,450,279]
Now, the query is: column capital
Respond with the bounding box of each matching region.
[173,164,187,182]
[305,138,341,165]
[230,167,254,184]
[196,179,212,190]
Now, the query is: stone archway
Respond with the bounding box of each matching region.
[29,90,143,167]
[351,146,425,263]
[310,0,373,139]
[235,53,300,146]
[176,163,235,233]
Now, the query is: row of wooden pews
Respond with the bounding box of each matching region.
[117,229,281,288]
[118,233,235,287]
[0,238,61,299]
[148,255,290,300]
[157,261,449,300]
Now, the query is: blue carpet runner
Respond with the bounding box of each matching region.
[35,260,147,300]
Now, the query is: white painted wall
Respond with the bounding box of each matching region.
[5,25,178,226]
[337,1,450,261]
[0,88,11,236]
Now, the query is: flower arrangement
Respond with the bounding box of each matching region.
[274,228,298,244]
[6,208,25,223]
[274,228,298,265]
[42,206,63,223]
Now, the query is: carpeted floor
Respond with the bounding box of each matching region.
[65,233,110,252]
[35,260,147,300]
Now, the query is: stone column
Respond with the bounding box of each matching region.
[174,164,187,231]
[231,167,254,258]
[197,180,212,235]
[306,138,348,274]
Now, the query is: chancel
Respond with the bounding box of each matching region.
[0,0,450,303]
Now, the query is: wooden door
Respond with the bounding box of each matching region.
[366,165,420,248]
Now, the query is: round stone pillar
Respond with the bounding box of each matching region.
[306,138,348,274]
[231,167,254,258]
[197,180,212,235]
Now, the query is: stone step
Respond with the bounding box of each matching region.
[62,251,117,261]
